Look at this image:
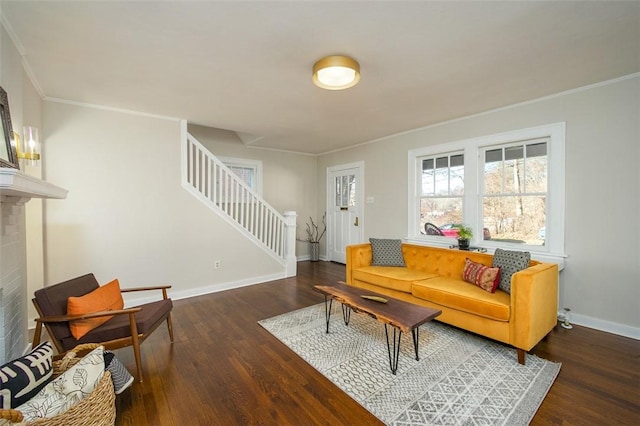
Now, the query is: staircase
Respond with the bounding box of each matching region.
[180,122,297,277]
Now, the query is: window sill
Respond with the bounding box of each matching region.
[404,236,566,271]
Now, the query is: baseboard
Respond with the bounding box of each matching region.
[571,313,640,340]
[132,272,289,307]
[296,255,329,262]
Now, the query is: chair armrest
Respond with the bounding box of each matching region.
[510,262,559,351]
[34,307,142,323]
[120,285,171,293]
[121,285,171,299]
[346,243,373,284]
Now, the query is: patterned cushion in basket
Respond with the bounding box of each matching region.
[492,248,531,294]
[369,238,405,267]
[0,342,54,409]
[16,346,105,422]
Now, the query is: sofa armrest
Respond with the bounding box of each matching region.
[345,243,373,284]
[510,262,559,351]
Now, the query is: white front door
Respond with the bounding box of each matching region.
[327,162,364,264]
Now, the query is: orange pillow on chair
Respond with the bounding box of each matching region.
[67,278,124,340]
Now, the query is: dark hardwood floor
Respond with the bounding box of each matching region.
[111,261,640,425]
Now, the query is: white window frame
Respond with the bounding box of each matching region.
[218,156,263,197]
[407,123,566,266]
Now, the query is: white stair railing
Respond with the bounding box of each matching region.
[181,123,297,276]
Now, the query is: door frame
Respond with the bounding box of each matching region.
[326,161,365,262]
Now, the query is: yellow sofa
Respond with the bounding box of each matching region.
[345,243,559,364]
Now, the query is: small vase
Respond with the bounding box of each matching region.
[309,242,320,262]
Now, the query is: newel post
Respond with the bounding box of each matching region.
[283,211,297,277]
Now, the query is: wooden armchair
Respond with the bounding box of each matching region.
[32,273,174,383]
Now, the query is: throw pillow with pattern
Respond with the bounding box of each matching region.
[492,248,531,294]
[369,238,405,267]
[0,342,53,409]
[462,258,501,293]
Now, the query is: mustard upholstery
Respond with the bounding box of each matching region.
[353,266,438,293]
[346,243,559,361]
[412,277,510,321]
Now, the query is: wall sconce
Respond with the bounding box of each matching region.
[12,127,41,166]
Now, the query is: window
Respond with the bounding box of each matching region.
[218,156,263,196]
[482,140,547,246]
[419,152,464,233]
[408,123,565,262]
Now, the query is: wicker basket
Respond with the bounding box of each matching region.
[0,343,116,426]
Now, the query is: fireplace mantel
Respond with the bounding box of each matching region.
[0,168,67,199]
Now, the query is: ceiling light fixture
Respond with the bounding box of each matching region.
[312,55,360,90]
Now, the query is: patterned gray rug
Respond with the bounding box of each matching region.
[258,303,560,425]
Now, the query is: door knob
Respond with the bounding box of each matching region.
[354,217,359,226]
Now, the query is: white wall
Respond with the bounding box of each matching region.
[42,102,288,305]
[317,75,640,338]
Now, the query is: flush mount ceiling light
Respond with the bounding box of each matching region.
[312,55,360,90]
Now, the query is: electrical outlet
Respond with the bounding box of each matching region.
[214,260,221,269]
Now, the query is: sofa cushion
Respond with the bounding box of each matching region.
[462,258,500,293]
[0,342,54,409]
[412,277,511,321]
[369,238,405,266]
[492,248,531,294]
[353,266,438,293]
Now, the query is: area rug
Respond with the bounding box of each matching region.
[259,303,560,425]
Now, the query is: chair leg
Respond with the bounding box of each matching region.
[132,338,143,383]
[517,348,526,365]
[129,313,143,383]
[166,314,174,343]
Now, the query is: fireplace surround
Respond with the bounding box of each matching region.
[0,168,66,363]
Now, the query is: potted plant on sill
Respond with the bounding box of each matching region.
[300,213,326,261]
[456,225,473,250]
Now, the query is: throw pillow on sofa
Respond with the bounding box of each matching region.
[0,341,54,409]
[462,258,501,293]
[16,345,105,422]
[492,248,531,294]
[369,238,405,266]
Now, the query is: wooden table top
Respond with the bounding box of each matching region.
[314,282,441,333]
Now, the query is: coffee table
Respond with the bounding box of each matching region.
[314,282,441,374]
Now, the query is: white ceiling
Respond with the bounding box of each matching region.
[2,1,639,154]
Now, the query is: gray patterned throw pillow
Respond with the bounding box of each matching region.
[492,248,531,294]
[369,238,405,267]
